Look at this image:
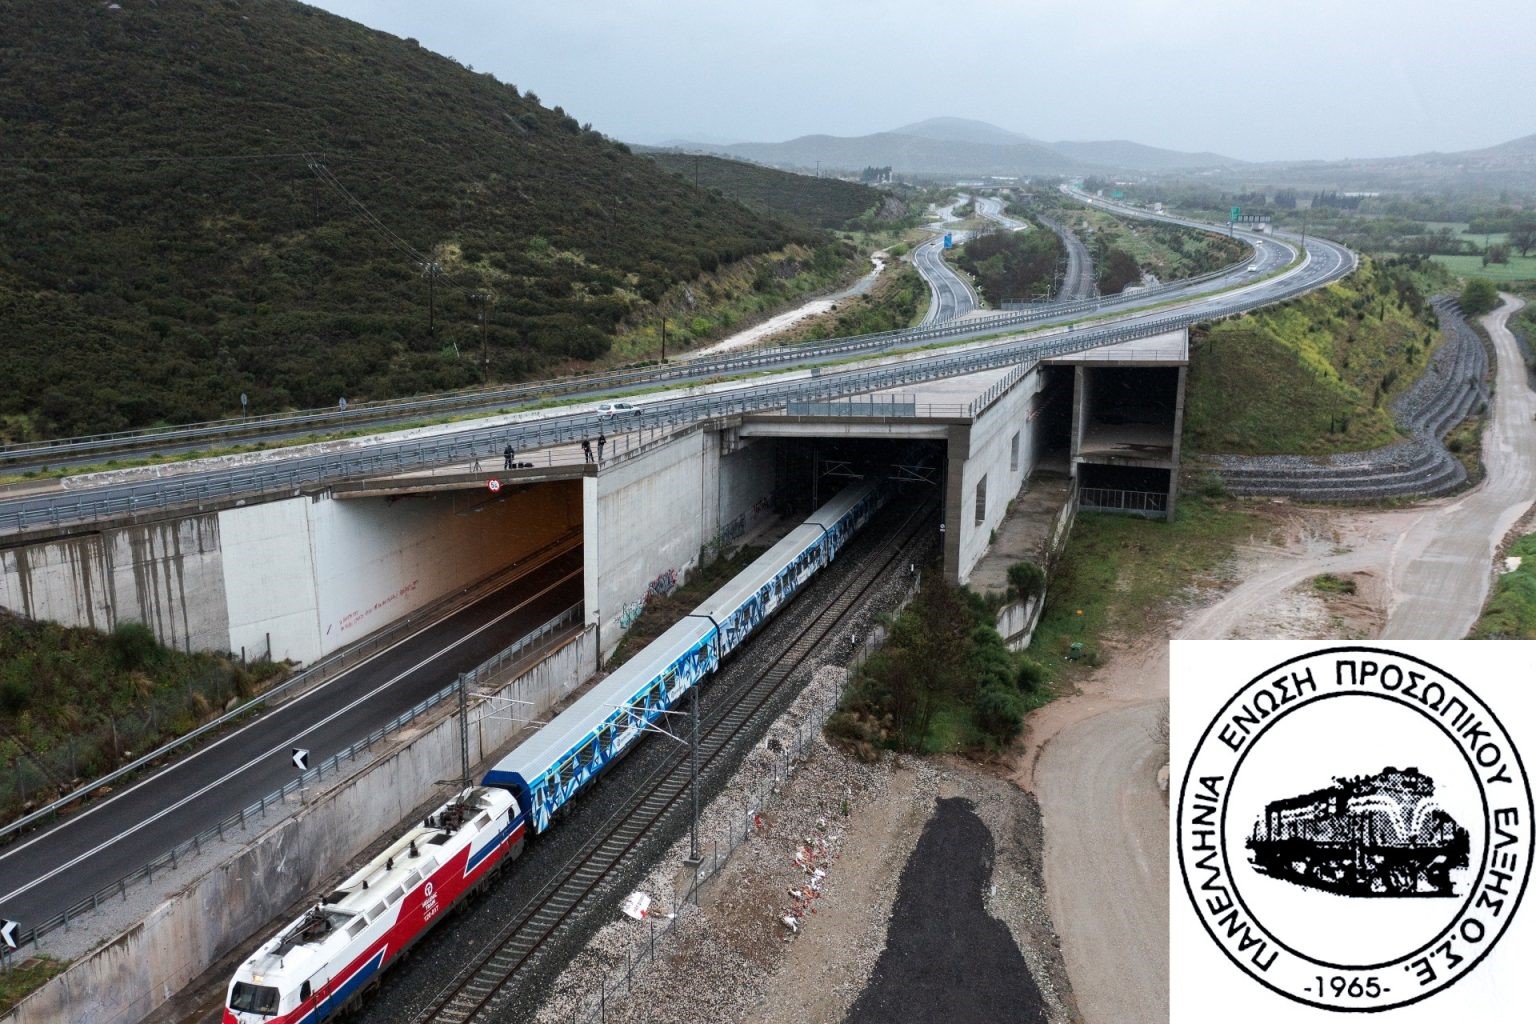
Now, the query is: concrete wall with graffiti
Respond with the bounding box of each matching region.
[585,429,714,656]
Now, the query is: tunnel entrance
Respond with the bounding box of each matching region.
[1033,365,1075,472]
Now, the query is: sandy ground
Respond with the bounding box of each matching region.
[693,255,887,357]
[1025,294,1533,1024]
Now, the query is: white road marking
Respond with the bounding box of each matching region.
[0,560,578,900]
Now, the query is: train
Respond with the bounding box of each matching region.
[1246,766,1469,897]
[223,480,883,1023]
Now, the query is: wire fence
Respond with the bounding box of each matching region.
[561,689,840,1024]
[2,602,584,957]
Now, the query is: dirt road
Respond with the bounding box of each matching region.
[1030,294,1532,1024]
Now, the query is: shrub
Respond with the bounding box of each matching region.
[109,621,160,672]
[1007,561,1045,602]
[1459,278,1500,316]
[975,684,1025,744]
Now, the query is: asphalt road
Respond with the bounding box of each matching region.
[1379,294,1533,638]
[0,209,1347,540]
[1036,702,1168,1024]
[914,199,981,324]
[974,195,1028,232]
[0,547,582,932]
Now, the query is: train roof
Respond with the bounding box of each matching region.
[484,614,714,789]
[235,786,512,985]
[692,482,875,622]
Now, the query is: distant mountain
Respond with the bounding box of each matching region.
[666,118,1241,177]
[891,116,1040,147]
[676,130,1086,178]
[1050,139,1243,170]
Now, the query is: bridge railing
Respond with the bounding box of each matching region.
[0,602,585,958]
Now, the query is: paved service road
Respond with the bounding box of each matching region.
[1381,294,1534,638]
[1036,701,1168,1024]
[0,547,582,931]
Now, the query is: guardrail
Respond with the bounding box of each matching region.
[2,602,584,956]
[0,230,1266,471]
[0,530,581,844]
[1080,487,1169,515]
[0,227,1350,542]
[0,310,1245,537]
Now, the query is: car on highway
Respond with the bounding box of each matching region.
[597,401,641,417]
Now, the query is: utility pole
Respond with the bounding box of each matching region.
[421,259,443,335]
[660,317,667,363]
[458,673,470,790]
[688,684,701,864]
[694,154,700,187]
[470,291,490,371]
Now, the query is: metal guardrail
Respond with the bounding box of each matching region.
[0,530,581,844]
[1080,487,1169,515]
[3,602,584,955]
[0,230,1262,471]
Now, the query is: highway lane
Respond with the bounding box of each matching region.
[0,222,1350,540]
[914,197,981,325]
[974,194,1028,232]
[0,546,582,932]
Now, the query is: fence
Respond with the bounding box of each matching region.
[1080,487,1168,516]
[560,689,839,1024]
[558,572,922,1024]
[1,602,584,957]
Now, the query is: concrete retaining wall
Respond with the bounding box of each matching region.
[0,484,580,664]
[9,629,597,1024]
[0,514,230,653]
[957,369,1042,583]
[586,430,712,657]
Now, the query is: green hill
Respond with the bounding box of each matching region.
[647,152,883,229]
[0,1,833,438]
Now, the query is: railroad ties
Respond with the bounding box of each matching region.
[416,496,935,1024]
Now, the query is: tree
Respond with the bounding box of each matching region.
[1483,243,1510,266]
[1459,278,1500,316]
[1510,217,1536,258]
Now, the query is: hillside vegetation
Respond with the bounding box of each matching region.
[0,1,844,439]
[1470,533,1536,639]
[0,611,286,823]
[1183,257,1452,455]
[952,227,1065,304]
[647,153,884,230]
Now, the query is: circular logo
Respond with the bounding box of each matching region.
[1176,647,1532,1011]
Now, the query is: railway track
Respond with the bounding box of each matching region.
[412,495,936,1024]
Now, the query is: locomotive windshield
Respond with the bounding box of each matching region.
[229,982,281,1015]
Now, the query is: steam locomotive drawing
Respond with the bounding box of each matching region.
[1247,766,1469,897]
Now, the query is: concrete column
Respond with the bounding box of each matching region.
[1168,363,1188,521]
[1071,365,1088,478]
[943,425,968,583]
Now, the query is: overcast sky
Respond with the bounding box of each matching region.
[310,0,1533,161]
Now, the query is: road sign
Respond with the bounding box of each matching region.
[2,919,18,949]
[1230,206,1241,221]
[487,479,501,493]
[291,747,309,771]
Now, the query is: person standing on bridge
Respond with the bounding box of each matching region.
[581,439,592,463]
[503,443,514,470]
[597,432,606,462]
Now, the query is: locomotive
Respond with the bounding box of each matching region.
[1246,766,1469,897]
[224,481,884,1022]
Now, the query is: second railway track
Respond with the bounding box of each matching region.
[412,496,936,1024]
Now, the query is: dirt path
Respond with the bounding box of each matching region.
[1027,294,1533,1024]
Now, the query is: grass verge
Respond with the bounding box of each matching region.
[1469,533,1536,639]
[0,956,68,1012]
[1027,498,1264,673]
